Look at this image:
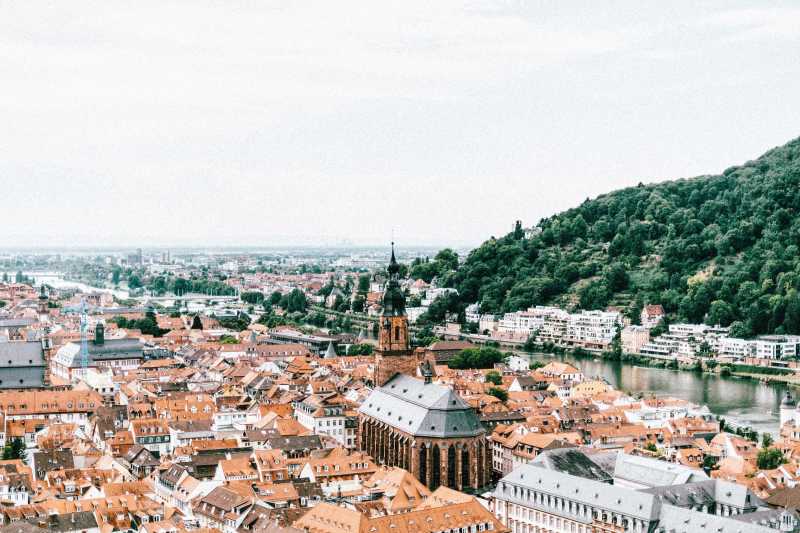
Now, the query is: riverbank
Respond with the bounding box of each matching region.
[511,341,800,385]
[731,371,800,386]
[523,350,787,435]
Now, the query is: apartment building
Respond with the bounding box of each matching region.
[537,308,570,344]
[294,392,352,447]
[493,464,777,533]
[565,311,621,349]
[640,324,729,358]
[129,418,172,457]
[621,326,650,354]
[719,336,800,361]
[0,390,103,432]
[499,310,544,338]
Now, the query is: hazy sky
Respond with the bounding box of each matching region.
[2,1,799,248]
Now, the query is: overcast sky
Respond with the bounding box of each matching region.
[2,1,799,248]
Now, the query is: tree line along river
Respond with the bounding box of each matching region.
[525,351,789,436]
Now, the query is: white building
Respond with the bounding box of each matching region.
[506,355,530,372]
[566,310,621,349]
[294,393,351,447]
[640,323,729,359]
[406,307,427,324]
[465,303,481,324]
[493,457,771,533]
[498,310,544,337]
[421,287,458,306]
[718,335,800,362]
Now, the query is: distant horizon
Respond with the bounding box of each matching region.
[0,241,476,254]
[3,2,799,248]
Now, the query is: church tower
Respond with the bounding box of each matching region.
[37,284,49,319]
[374,244,418,387]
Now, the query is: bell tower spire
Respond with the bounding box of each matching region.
[373,243,417,387]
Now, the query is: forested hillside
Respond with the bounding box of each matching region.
[443,137,800,337]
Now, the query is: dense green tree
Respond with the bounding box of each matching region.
[279,289,307,313]
[218,313,252,332]
[757,448,786,470]
[2,438,26,461]
[448,347,506,369]
[357,274,371,294]
[110,311,169,337]
[421,137,800,336]
[347,343,374,355]
[485,371,502,385]
[241,291,265,305]
[702,455,719,471]
[417,292,464,325]
[487,387,508,402]
[604,262,629,292]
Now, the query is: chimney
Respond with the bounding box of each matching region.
[95,323,105,345]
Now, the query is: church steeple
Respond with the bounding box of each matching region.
[38,284,49,317]
[388,242,399,276]
[374,243,416,387]
[382,242,406,317]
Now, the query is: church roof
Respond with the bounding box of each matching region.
[0,341,44,367]
[358,374,485,438]
[0,341,46,389]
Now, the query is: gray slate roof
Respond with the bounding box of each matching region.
[642,479,760,510]
[495,464,660,522]
[0,341,45,389]
[0,341,44,367]
[86,338,144,359]
[31,512,98,533]
[358,373,485,438]
[265,435,322,452]
[60,337,144,368]
[496,465,776,533]
[613,452,709,488]
[531,448,613,483]
[657,503,775,533]
[0,318,35,328]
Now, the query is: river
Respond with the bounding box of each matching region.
[526,352,789,436]
[2,271,130,300]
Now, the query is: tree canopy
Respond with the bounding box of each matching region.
[439,137,800,336]
[448,347,507,369]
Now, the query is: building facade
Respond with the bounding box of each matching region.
[373,244,419,388]
[358,246,491,491]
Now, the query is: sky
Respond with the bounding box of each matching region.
[2,1,799,249]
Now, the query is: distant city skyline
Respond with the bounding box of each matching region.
[2,1,799,248]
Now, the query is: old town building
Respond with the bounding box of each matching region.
[359,247,491,491]
[373,245,419,388]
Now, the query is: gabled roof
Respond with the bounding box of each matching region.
[497,464,659,521]
[531,448,612,483]
[0,341,44,367]
[358,374,484,438]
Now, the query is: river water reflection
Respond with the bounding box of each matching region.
[527,352,790,436]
